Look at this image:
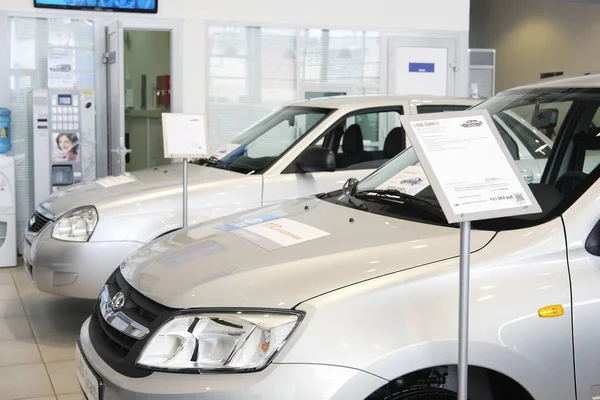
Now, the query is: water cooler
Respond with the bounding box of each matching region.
[0,155,16,268]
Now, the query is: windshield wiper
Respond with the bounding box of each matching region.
[339,178,368,211]
[355,189,448,222]
[196,156,231,170]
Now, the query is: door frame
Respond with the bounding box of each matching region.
[387,35,459,97]
[98,17,183,177]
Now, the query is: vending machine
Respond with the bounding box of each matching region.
[31,89,96,206]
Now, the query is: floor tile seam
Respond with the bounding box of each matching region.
[9,269,56,395]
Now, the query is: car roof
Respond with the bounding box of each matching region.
[287,94,480,110]
[509,72,600,91]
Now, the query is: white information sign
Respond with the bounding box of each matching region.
[244,218,330,248]
[400,110,541,223]
[376,165,430,196]
[162,113,209,159]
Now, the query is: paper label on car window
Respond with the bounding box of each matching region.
[376,165,429,196]
[223,218,330,251]
[96,175,135,188]
[210,143,240,160]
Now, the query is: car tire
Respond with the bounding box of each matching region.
[386,387,458,400]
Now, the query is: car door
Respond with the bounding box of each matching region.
[560,103,600,400]
[261,106,408,206]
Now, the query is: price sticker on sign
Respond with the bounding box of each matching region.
[400,110,541,223]
[376,164,430,196]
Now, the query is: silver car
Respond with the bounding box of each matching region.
[78,74,600,399]
[23,96,478,299]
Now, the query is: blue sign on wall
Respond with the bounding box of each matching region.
[409,63,436,73]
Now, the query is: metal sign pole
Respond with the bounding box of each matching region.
[458,220,471,400]
[398,110,541,400]
[183,158,188,228]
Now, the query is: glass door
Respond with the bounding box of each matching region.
[106,24,173,174]
[106,21,126,175]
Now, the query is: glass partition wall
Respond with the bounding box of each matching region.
[9,17,96,249]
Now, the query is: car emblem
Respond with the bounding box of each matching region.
[109,292,126,312]
[29,216,36,227]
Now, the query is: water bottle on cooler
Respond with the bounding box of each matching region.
[0,109,11,154]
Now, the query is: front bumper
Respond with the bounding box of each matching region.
[23,229,144,299]
[78,318,387,399]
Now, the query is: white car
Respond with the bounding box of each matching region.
[78,73,600,400]
[23,95,478,298]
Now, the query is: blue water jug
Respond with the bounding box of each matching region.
[0,109,11,154]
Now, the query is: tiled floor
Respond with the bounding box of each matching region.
[0,265,96,400]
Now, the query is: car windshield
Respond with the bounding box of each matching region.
[195,106,332,174]
[338,88,600,230]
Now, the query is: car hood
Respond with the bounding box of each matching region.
[39,164,241,217]
[121,197,496,309]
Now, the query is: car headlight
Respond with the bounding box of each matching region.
[51,206,98,242]
[136,311,303,372]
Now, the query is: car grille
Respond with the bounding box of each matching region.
[89,268,175,378]
[27,212,52,234]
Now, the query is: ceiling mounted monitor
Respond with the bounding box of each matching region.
[34,0,158,13]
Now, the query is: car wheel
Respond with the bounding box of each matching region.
[386,388,458,400]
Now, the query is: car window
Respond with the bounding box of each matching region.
[335,109,405,170]
[510,101,572,141]
[416,104,472,114]
[584,107,600,174]
[246,114,310,158]
[495,111,553,159]
[202,106,331,174]
[346,89,600,231]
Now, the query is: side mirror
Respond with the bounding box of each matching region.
[532,108,559,130]
[585,219,600,256]
[295,146,336,173]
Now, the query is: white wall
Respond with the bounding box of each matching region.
[471,0,600,91]
[0,0,471,114]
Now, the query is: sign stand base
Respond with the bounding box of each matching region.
[183,158,188,228]
[458,220,471,400]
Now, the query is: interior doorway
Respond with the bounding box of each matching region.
[106,23,174,175]
[123,29,171,172]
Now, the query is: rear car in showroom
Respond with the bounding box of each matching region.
[78,74,600,399]
[23,95,479,299]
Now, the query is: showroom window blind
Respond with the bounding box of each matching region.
[9,17,95,252]
[299,29,380,86]
[207,25,297,151]
[207,24,382,152]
